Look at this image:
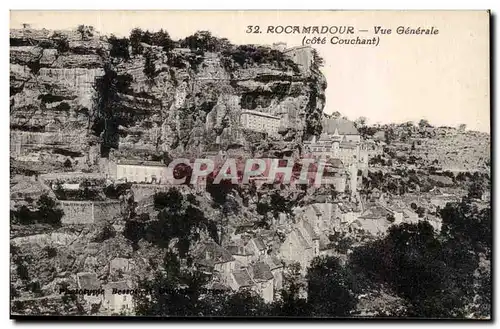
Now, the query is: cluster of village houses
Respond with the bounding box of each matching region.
[12,115,463,315]
[42,118,449,314]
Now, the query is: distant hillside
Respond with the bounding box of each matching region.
[366,123,490,173]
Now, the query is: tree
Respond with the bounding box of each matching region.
[152,29,176,52]
[272,262,310,316]
[180,30,230,52]
[148,188,218,255]
[37,194,63,226]
[129,28,144,55]
[331,111,342,119]
[458,124,467,132]
[349,221,481,317]
[76,25,86,40]
[64,159,72,168]
[354,116,367,127]
[306,256,357,317]
[143,48,157,82]
[312,48,325,67]
[123,219,146,250]
[440,200,491,255]
[384,127,395,145]
[467,181,484,200]
[134,251,210,316]
[418,119,431,129]
[76,25,94,40]
[108,35,130,61]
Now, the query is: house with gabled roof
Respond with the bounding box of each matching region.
[192,241,236,285]
[246,237,267,258]
[103,281,134,315]
[279,218,321,272]
[229,268,255,291]
[76,272,102,306]
[247,262,275,303]
[264,255,284,292]
[226,240,253,267]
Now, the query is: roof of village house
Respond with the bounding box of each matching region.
[295,229,311,249]
[117,159,166,167]
[311,204,324,215]
[194,241,235,267]
[104,281,130,291]
[208,282,232,292]
[232,269,254,288]
[323,118,359,135]
[337,202,355,213]
[319,232,331,251]
[327,158,345,169]
[351,219,385,235]
[251,238,266,251]
[249,262,274,282]
[110,257,131,270]
[359,204,391,219]
[226,244,248,256]
[77,272,100,290]
[301,220,319,240]
[264,256,283,270]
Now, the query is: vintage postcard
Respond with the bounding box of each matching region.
[9,10,491,319]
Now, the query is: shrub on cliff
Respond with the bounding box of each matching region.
[180,30,231,53]
[143,48,157,82]
[37,194,64,226]
[77,25,94,40]
[129,28,176,53]
[130,28,145,55]
[307,256,357,317]
[11,195,63,227]
[108,35,130,61]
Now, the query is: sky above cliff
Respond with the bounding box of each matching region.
[10,10,490,133]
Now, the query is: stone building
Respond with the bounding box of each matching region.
[59,200,122,225]
[102,281,134,315]
[193,241,236,286]
[76,272,102,306]
[115,160,167,184]
[283,46,314,73]
[304,117,369,169]
[279,219,320,273]
[248,262,275,303]
[240,110,281,135]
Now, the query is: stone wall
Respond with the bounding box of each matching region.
[60,200,122,225]
[131,184,172,202]
[11,232,79,247]
[93,200,122,222]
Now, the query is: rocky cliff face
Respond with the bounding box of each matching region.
[10,27,326,171]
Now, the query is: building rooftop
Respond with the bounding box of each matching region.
[104,281,130,291]
[240,109,280,120]
[193,241,235,267]
[264,256,283,270]
[300,220,319,240]
[249,262,274,282]
[77,272,100,290]
[251,237,266,251]
[117,160,166,167]
[322,118,359,135]
[295,229,311,249]
[359,204,391,219]
[232,269,254,288]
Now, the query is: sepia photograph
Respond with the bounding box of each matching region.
[9,10,491,319]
